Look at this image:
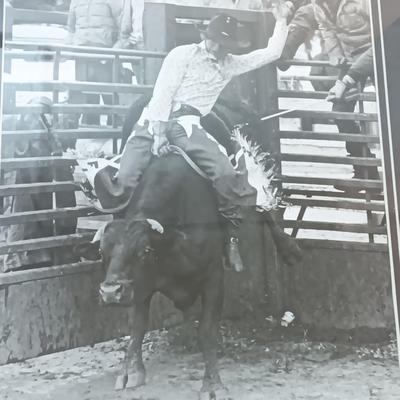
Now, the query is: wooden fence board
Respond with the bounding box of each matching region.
[281,153,381,166]
[279,175,383,189]
[0,206,98,226]
[0,182,80,196]
[277,109,378,121]
[278,90,376,102]
[283,220,386,234]
[0,260,102,286]
[5,40,167,58]
[0,233,94,255]
[287,197,385,211]
[283,188,385,201]
[279,130,381,143]
[4,81,154,95]
[4,104,130,115]
[1,156,77,170]
[297,238,388,252]
[2,127,122,141]
[4,50,145,63]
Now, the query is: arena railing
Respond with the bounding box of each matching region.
[273,57,386,250]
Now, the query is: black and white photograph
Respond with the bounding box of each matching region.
[0,0,400,399]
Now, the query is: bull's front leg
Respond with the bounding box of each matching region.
[263,211,302,267]
[198,265,231,400]
[115,299,150,390]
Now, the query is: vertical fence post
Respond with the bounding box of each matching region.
[112,54,119,154]
[255,12,285,317]
[143,2,175,84]
[357,86,374,243]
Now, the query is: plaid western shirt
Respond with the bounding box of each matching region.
[144,19,288,123]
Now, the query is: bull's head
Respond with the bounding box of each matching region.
[97,218,164,306]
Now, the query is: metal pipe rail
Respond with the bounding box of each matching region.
[3,81,154,96]
[5,40,167,59]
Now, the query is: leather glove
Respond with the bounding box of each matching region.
[272,0,294,20]
[152,134,169,156]
[326,75,356,102]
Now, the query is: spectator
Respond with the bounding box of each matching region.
[313,0,379,191]
[2,97,78,272]
[66,0,144,125]
[278,0,379,191]
[326,46,374,101]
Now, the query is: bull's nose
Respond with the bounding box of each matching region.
[99,283,123,304]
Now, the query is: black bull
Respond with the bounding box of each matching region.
[84,96,301,398]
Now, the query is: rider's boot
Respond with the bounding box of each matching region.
[225,219,245,272]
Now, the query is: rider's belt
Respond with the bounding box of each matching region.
[171,104,201,118]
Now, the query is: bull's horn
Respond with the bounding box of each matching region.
[91,222,108,243]
[146,219,164,234]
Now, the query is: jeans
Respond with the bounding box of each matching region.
[118,121,258,221]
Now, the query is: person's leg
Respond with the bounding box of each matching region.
[168,122,256,271]
[332,96,379,183]
[168,122,257,221]
[117,124,154,190]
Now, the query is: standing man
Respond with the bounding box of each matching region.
[66,0,145,124]
[94,3,292,269]
[312,0,379,190]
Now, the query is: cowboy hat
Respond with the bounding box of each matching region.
[198,14,250,51]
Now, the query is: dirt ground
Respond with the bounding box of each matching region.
[1,323,400,400]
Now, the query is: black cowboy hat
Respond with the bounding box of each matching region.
[199,13,250,51]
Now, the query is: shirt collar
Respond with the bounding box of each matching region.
[197,41,226,63]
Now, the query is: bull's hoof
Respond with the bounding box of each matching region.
[199,386,232,400]
[115,371,146,391]
[115,374,128,390]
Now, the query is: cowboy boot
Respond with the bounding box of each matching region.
[225,220,245,272]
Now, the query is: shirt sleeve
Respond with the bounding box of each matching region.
[146,46,190,122]
[225,19,288,77]
[346,46,374,83]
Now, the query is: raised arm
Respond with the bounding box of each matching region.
[226,2,292,76]
[278,4,318,70]
[346,46,374,83]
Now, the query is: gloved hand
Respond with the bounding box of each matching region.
[326,80,347,102]
[152,134,170,156]
[272,0,294,20]
[326,75,356,102]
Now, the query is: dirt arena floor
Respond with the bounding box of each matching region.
[1,322,400,400]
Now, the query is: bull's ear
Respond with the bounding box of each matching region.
[74,242,101,261]
[146,219,164,234]
[94,219,124,244]
[91,222,109,243]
